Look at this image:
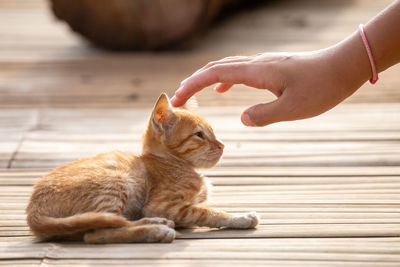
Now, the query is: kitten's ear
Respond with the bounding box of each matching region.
[151,93,177,132]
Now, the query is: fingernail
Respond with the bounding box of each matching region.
[241,112,255,127]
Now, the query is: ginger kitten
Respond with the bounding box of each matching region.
[26,93,259,243]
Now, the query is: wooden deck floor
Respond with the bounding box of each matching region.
[1,0,400,266]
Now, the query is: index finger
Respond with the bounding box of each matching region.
[171,63,249,107]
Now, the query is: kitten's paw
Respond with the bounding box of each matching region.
[147,225,176,243]
[228,212,260,229]
[138,217,175,228]
[84,231,107,244]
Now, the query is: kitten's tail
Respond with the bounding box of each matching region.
[27,212,129,239]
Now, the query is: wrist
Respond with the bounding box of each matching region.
[327,31,372,93]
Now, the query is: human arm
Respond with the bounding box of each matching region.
[171,0,400,127]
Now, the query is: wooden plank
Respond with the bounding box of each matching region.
[0,104,398,133]
[2,204,400,214]
[1,166,400,177]
[0,109,39,168]
[11,127,400,143]
[5,183,400,195]
[5,217,400,228]
[2,167,400,178]
[4,192,400,204]
[11,155,400,168]
[4,209,400,226]
[206,166,400,176]
[2,239,400,262]
[1,224,400,239]
[3,174,400,186]
[11,141,400,168]
[4,212,400,221]
[2,203,400,213]
[0,260,41,267]
[36,259,400,267]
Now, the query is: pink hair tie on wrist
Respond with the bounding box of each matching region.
[359,24,379,84]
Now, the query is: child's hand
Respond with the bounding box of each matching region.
[171,0,400,127]
[171,46,370,126]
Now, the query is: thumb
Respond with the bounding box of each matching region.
[241,96,289,127]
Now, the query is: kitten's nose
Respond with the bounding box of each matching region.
[216,141,224,150]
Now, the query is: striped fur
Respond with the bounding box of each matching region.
[26,93,259,244]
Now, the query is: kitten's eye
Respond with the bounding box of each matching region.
[194,131,205,139]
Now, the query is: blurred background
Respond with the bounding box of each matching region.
[0,0,399,169]
[1,0,398,110]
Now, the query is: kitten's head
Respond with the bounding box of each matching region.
[143,93,224,168]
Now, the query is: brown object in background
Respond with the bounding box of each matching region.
[49,0,234,50]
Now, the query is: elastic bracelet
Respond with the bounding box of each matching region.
[358,24,379,84]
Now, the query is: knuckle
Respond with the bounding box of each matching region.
[186,79,200,90]
[205,60,218,68]
[222,56,237,60]
[208,64,221,73]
